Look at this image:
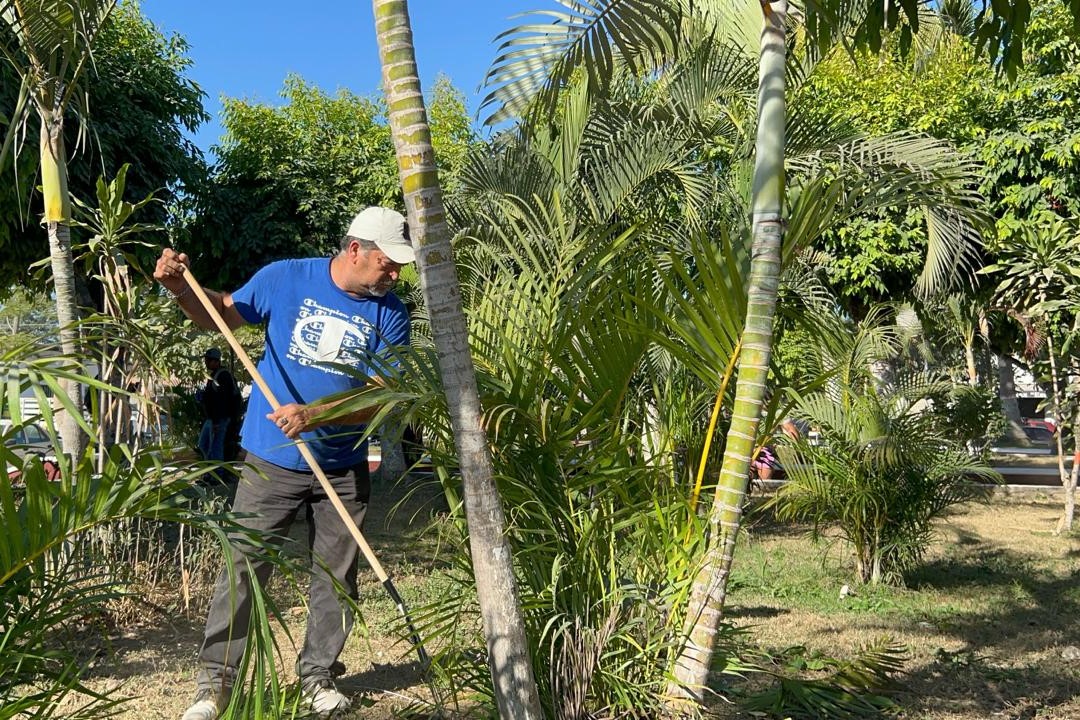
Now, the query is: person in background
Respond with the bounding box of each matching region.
[197,347,236,463]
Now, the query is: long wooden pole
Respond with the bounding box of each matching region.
[183,270,430,666]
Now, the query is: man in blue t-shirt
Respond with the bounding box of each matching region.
[155,207,413,720]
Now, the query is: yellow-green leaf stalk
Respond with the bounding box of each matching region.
[39,115,70,222]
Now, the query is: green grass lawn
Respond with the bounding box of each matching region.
[719,498,1080,719]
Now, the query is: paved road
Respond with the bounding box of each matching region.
[768,451,1073,490]
[992,463,1072,487]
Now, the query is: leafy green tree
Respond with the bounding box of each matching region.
[983,217,1080,532]
[794,34,1000,316]
[789,2,1080,463]
[184,74,473,289]
[0,2,208,293]
[979,0,1080,245]
[798,0,1080,312]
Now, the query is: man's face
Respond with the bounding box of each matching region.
[204,357,220,372]
[346,243,403,297]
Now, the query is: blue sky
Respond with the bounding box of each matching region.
[140,0,539,153]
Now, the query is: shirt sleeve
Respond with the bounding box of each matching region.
[379,302,411,349]
[229,262,282,325]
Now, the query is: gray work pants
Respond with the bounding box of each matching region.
[195,454,370,692]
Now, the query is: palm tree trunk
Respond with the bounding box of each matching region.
[964,342,977,385]
[41,114,87,460]
[667,0,787,706]
[1044,330,1075,533]
[377,426,407,482]
[995,353,1028,444]
[1065,404,1079,533]
[371,2,543,717]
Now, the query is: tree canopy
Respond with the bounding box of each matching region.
[0,3,207,291]
[182,75,474,289]
[794,0,1080,315]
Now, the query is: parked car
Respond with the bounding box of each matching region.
[2,419,59,483]
[1023,418,1057,435]
[1022,425,1055,444]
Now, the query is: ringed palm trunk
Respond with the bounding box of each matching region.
[371,2,543,717]
[40,112,87,460]
[1067,402,1080,533]
[667,0,787,706]
[963,340,978,385]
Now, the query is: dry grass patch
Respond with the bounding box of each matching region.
[720,498,1080,719]
[49,485,1080,719]
[73,473,451,719]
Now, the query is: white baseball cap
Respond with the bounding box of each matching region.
[346,207,415,264]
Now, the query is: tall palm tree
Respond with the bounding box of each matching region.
[0,0,117,458]
[667,0,787,702]
[369,1,543,717]
[480,0,990,709]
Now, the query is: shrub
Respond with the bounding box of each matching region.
[770,374,999,584]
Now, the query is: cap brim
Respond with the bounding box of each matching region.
[376,241,415,265]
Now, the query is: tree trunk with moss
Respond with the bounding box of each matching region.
[995,353,1029,444]
[371,2,543,717]
[1046,330,1076,533]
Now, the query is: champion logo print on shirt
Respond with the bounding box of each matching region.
[289,298,375,374]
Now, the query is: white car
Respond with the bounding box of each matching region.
[2,419,58,481]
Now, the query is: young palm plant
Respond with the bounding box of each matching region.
[327,190,746,717]
[479,2,993,704]
[769,315,999,584]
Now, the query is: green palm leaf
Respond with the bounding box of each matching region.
[787,131,989,296]
[0,0,116,125]
[481,0,682,125]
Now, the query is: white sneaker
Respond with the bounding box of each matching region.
[181,689,223,720]
[302,678,351,717]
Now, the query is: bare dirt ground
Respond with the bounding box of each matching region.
[74,472,448,719]
[72,484,1079,719]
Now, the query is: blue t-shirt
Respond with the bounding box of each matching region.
[230,258,410,471]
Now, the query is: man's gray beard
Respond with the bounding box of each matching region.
[361,280,395,297]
